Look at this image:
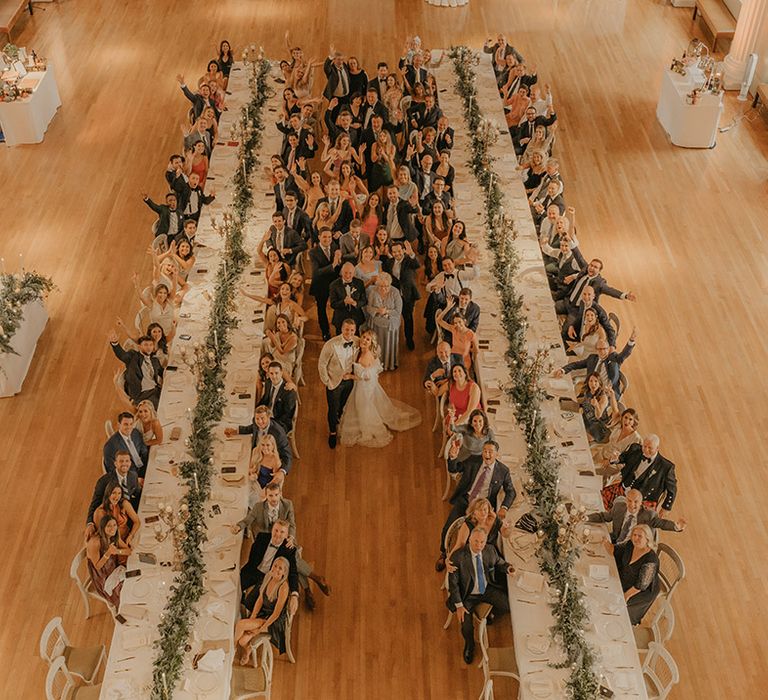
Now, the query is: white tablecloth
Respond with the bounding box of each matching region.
[433,54,648,700]
[0,64,61,146]
[99,62,287,700]
[656,68,723,148]
[0,298,48,397]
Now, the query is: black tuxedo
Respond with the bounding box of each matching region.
[563,341,634,399]
[435,127,455,153]
[402,64,428,93]
[422,191,453,216]
[513,113,557,154]
[323,109,361,148]
[412,168,436,202]
[87,470,141,525]
[367,76,389,99]
[383,255,421,344]
[361,100,389,131]
[309,243,341,337]
[264,225,306,265]
[180,84,220,122]
[422,353,465,387]
[282,206,313,242]
[273,176,304,212]
[237,419,293,474]
[257,382,298,434]
[619,444,677,511]
[110,343,163,407]
[329,276,367,332]
[562,272,626,311]
[143,198,182,239]
[102,428,149,475]
[323,57,352,100]
[240,532,299,609]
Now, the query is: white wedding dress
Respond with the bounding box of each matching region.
[338,360,422,448]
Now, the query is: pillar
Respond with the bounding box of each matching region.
[723,0,768,89]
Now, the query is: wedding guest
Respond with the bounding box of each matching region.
[249,434,286,489]
[424,200,452,246]
[447,528,514,663]
[282,191,313,243]
[368,61,390,98]
[513,105,557,156]
[102,411,149,475]
[603,524,661,625]
[424,256,479,334]
[339,219,370,263]
[447,409,495,462]
[273,165,304,212]
[244,283,308,333]
[291,169,326,219]
[142,191,183,240]
[384,186,420,244]
[422,176,454,220]
[395,165,418,202]
[86,515,131,610]
[423,341,464,396]
[434,150,455,193]
[86,451,141,536]
[182,143,211,192]
[559,286,616,349]
[447,497,510,560]
[257,361,298,434]
[372,227,392,262]
[135,279,175,336]
[382,240,420,350]
[93,480,140,547]
[365,272,403,370]
[108,330,164,408]
[531,179,565,223]
[329,262,367,333]
[442,288,481,335]
[176,74,220,122]
[436,309,476,369]
[354,244,382,288]
[317,319,359,447]
[217,40,234,83]
[556,258,637,316]
[441,221,472,264]
[260,211,306,268]
[323,178,355,235]
[134,400,163,447]
[580,373,619,444]
[309,229,342,341]
[323,47,352,102]
[359,193,383,238]
[224,405,292,479]
[592,408,642,473]
[423,243,443,284]
[483,34,525,66]
[435,115,454,152]
[565,305,605,358]
[441,364,481,430]
[589,489,686,544]
[263,314,299,378]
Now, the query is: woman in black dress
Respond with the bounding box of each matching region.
[605,524,660,625]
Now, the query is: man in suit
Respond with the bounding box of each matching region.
[339,219,371,263]
[108,332,163,408]
[329,263,367,333]
[384,186,421,244]
[367,62,390,99]
[282,192,313,244]
[442,288,481,337]
[617,436,678,515]
[556,330,636,399]
[324,106,360,149]
[410,153,435,205]
[435,115,455,153]
[513,105,557,156]
[588,489,686,543]
[86,451,141,537]
[559,286,617,349]
[224,406,292,482]
[423,341,464,396]
[422,177,454,220]
[437,441,516,571]
[418,92,443,131]
[317,319,359,447]
[483,34,525,64]
[323,48,351,102]
[176,75,220,122]
[164,155,187,194]
[544,237,586,290]
[447,528,514,663]
[361,87,389,131]
[272,165,304,212]
[321,179,354,235]
[102,411,149,475]
[532,179,565,224]
[257,361,298,434]
[176,172,215,223]
[400,50,428,95]
[556,257,637,316]
[500,61,537,94]
[259,211,306,267]
[383,240,421,350]
[309,228,343,340]
[425,256,480,334]
[142,192,183,240]
[529,158,562,204]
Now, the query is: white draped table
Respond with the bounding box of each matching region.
[99,61,286,700]
[0,64,61,146]
[0,298,48,397]
[433,54,648,699]
[656,67,723,148]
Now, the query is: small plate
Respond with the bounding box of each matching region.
[603,620,624,641]
[525,634,550,655]
[194,671,219,693]
[132,579,151,599]
[527,677,553,698]
[204,617,229,639]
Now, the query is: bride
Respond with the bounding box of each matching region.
[338,330,422,447]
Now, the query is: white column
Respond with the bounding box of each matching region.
[723,0,768,89]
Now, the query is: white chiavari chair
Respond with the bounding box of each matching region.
[633,597,676,656]
[656,542,685,602]
[477,614,520,699]
[69,548,117,620]
[39,617,105,685]
[45,657,102,700]
[642,642,679,699]
[230,634,274,699]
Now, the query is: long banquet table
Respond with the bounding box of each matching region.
[433,54,648,699]
[0,297,48,397]
[99,61,285,700]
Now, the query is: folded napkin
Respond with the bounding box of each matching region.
[197,648,226,672]
[206,599,229,623]
[526,634,550,654]
[518,571,545,593]
[121,628,151,651]
[209,579,236,597]
[119,604,148,621]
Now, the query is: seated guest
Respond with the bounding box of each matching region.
[437,308,476,370]
[259,211,306,267]
[424,257,479,335]
[423,341,464,397]
[565,307,605,358]
[559,286,616,349]
[440,364,481,431]
[103,411,149,476]
[580,373,619,444]
[243,282,308,333]
[93,480,140,547]
[437,440,515,571]
[235,557,291,660]
[176,74,220,121]
[531,179,565,224]
[555,257,637,316]
[513,105,557,157]
[86,451,141,538]
[588,489,687,544]
[142,191,183,240]
[447,497,511,560]
[447,528,515,663]
[329,262,367,333]
[545,235,585,286]
[602,435,677,514]
[86,515,131,610]
[224,405,293,480]
[177,171,215,221]
[263,314,299,377]
[257,361,298,434]
[249,435,286,490]
[135,281,175,336]
[108,330,164,409]
[134,399,163,447]
[603,524,660,625]
[447,409,495,462]
[592,408,642,473]
[442,288,481,335]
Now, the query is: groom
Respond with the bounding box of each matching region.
[317,318,359,448]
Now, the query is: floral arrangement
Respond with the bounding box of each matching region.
[449,45,600,699]
[0,271,54,355]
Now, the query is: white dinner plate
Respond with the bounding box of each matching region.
[527,677,553,698]
[131,579,151,599]
[194,671,219,693]
[603,620,624,641]
[525,634,550,655]
[204,617,229,639]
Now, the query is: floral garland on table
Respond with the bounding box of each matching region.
[0,271,55,355]
[150,53,272,700]
[449,46,600,699]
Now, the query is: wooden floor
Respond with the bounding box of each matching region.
[1,1,767,698]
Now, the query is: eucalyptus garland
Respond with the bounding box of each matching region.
[0,271,55,355]
[150,55,272,700]
[449,46,600,699]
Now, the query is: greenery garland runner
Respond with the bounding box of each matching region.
[0,271,55,355]
[448,46,601,699]
[150,53,272,700]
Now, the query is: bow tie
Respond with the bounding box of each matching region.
[444,274,455,279]
[343,341,354,348]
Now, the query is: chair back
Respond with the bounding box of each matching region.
[478,617,491,680]
[642,642,679,699]
[151,234,168,253]
[443,516,466,554]
[656,542,685,600]
[617,370,628,399]
[113,368,133,408]
[39,617,68,665]
[252,635,274,688]
[69,548,92,601]
[650,597,676,645]
[134,305,151,335]
[104,420,114,438]
[45,656,76,700]
[292,335,306,384]
[608,311,620,337]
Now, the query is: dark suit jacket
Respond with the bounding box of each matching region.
[87,470,141,525]
[513,113,558,146]
[402,64,428,93]
[264,226,306,265]
[563,341,634,398]
[383,255,421,304]
[237,420,293,474]
[436,127,455,153]
[384,200,421,242]
[241,533,299,593]
[339,232,371,263]
[109,343,163,403]
[565,272,626,309]
[329,277,367,329]
[323,57,352,100]
[483,42,525,64]
[422,191,453,216]
[238,497,297,538]
[444,301,481,333]
[412,168,435,201]
[367,76,389,99]
[257,382,298,434]
[447,543,511,609]
[309,243,341,296]
[565,301,616,348]
[319,197,354,234]
[618,444,677,511]
[361,101,389,129]
[103,428,149,474]
[180,84,220,122]
[273,176,304,212]
[176,182,215,217]
[143,198,182,238]
[535,193,565,218]
[447,456,516,509]
[423,353,465,386]
[588,501,678,542]
[282,207,313,242]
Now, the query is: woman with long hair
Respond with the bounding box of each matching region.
[354,244,382,288]
[593,408,641,474]
[134,399,163,446]
[440,363,481,431]
[263,314,298,376]
[368,130,396,196]
[217,40,234,85]
[292,169,326,219]
[580,373,619,444]
[93,480,140,547]
[422,243,443,284]
[424,200,452,246]
[447,408,495,461]
[447,497,511,560]
[86,515,131,610]
[359,192,383,237]
[250,434,283,489]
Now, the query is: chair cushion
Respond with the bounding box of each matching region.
[231,666,267,697]
[64,645,103,680]
[632,626,653,650]
[488,646,519,675]
[73,684,103,700]
[644,674,660,699]
[473,603,493,620]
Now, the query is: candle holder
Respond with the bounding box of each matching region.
[553,502,590,560]
[154,501,190,570]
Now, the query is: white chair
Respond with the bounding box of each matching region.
[287,402,300,459]
[39,617,105,685]
[113,368,133,409]
[642,642,679,699]
[477,615,520,699]
[432,390,445,433]
[134,305,151,335]
[283,608,297,664]
[69,548,116,620]
[230,635,273,699]
[151,233,168,253]
[45,657,102,700]
[103,420,114,439]
[656,542,685,601]
[633,598,675,655]
[481,679,494,700]
[292,336,306,386]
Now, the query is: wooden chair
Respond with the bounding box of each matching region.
[633,598,676,655]
[481,679,494,700]
[39,617,105,685]
[69,548,116,620]
[230,635,274,699]
[477,614,520,699]
[432,390,445,432]
[642,642,679,699]
[45,657,102,700]
[656,542,685,601]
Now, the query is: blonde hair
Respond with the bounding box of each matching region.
[259,556,290,595]
[466,497,492,522]
[134,400,158,424]
[631,524,656,551]
[251,434,278,464]
[360,329,379,359]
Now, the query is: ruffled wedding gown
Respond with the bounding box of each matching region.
[338,360,422,447]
